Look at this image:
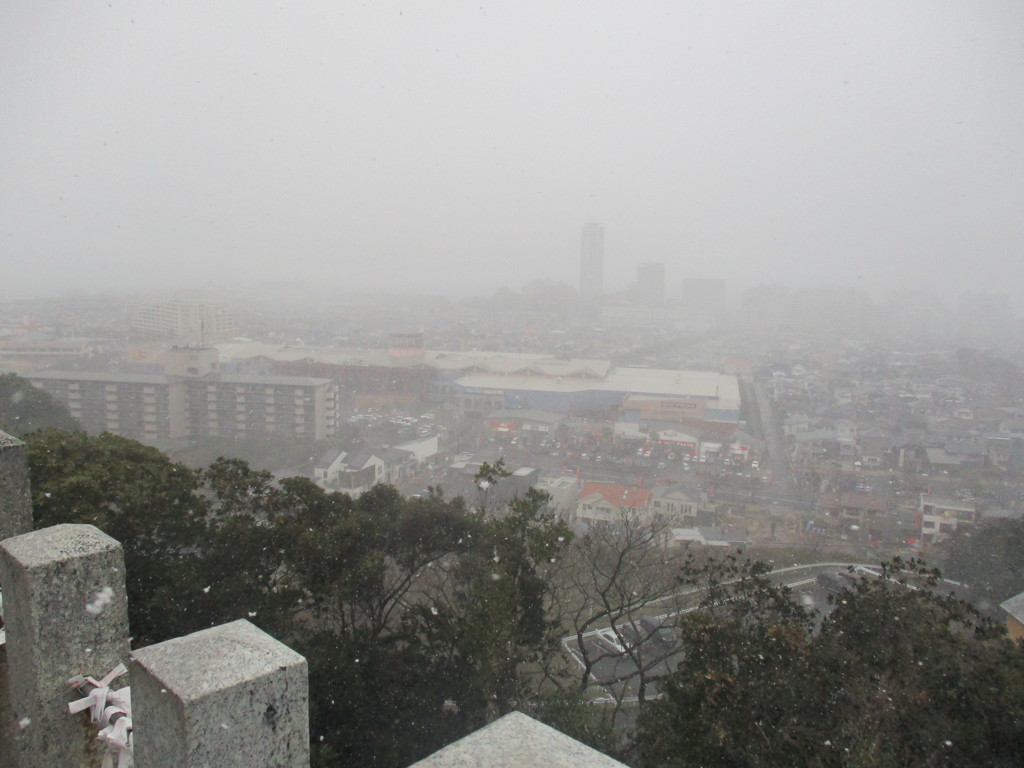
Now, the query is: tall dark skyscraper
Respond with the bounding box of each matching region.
[579,223,604,295]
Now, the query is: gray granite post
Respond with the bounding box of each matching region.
[408,711,630,767]
[0,431,32,765]
[130,619,309,768]
[0,430,32,542]
[0,523,130,768]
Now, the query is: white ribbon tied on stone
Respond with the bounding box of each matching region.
[68,663,133,767]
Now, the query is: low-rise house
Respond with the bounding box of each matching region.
[783,413,812,436]
[535,475,583,519]
[817,490,888,534]
[394,434,442,466]
[650,486,700,526]
[791,428,842,462]
[314,448,349,487]
[985,435,1018,467]
[918,493,978,544]
[944,437,988,467]
[1000,592,1024,642]
[856,430,895,468]
[485,409,564,444]
[998,416,1024,439]
[574,481,651,527]
[315,447,415,495]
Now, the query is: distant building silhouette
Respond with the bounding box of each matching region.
[740,284,789,325]
[579,223,604,295]
[957,292,1014,346]
[131,300,237,344]
[681,278,726,327]
[636,261,665,305]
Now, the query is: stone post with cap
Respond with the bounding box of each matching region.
[130,618,309,768]
[0,523,130,768]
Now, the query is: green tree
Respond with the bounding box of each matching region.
[636,557,1024,768]
[813,561,1024,766]
[473,457,512,513]
[307,486,572,768]
[277,485,489,768]
[421,487,572,720]
[26,429,206,645]
[943,518,1024,613]
[0,373,79,437]
[636,554,817,767]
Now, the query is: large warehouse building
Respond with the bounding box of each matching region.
[208,343,740,432]
[446,364,739,425]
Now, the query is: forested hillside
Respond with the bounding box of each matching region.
[25,429,1024,767]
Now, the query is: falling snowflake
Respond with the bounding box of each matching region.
[85,586,115,616]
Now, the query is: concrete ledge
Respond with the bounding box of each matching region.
[408,711,628,768]
[130,619,309,768]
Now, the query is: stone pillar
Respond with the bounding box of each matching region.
[0,431,33,766]
[130,619,309,768]
[0,430,32,541]
[0,523,130,768]
[0,629,13,768]
[0,430,33,765]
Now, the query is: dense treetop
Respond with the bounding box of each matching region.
[0,372,79,437]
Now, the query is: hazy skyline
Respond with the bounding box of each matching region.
[3,1,1023,303]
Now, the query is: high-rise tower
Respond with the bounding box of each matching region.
[579,223,604,295]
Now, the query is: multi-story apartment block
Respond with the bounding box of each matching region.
[29,372,178,442]
[131,300,237,343]
[29,347,336,443]
[183,375,334,441]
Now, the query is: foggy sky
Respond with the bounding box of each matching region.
[2,1,1023,303]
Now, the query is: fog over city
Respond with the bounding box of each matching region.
[3,1,1023,303]
[8,5,1024,767]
